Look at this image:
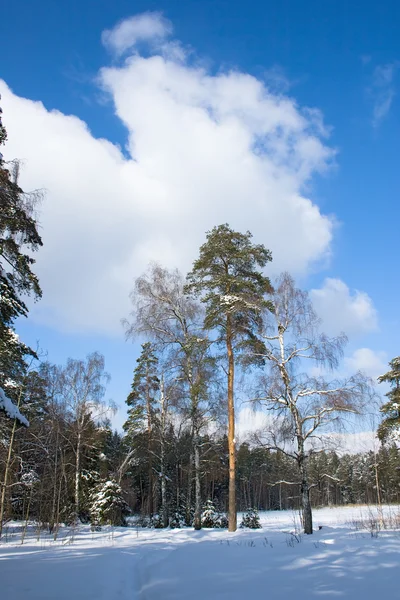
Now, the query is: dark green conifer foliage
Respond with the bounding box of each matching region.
[124,342,160,437]
[0,100,43,391]
[124,342,160,516]
[378,357,400,443]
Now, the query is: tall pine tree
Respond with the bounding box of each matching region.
[185,224,273,531]
[124,342,160,517]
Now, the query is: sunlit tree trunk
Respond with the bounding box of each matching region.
[227,317,236,532]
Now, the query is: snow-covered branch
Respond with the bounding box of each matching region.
[0,387,29,427]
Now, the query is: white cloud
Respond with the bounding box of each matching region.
[311,431,377,455]
[101,12,172,57]
[369,62,398,127]
[236,406,270,440]
[344,348,387,380]
[310,278,378,337]
[236,407,377,455]
[0,14,337,334]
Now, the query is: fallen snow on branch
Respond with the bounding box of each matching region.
[0,387,29,426]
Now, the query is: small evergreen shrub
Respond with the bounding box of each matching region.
[151,514,164,529]
[90,480,130,526]
[201,500,228,528]
[216,513,228,529]
[169,510,185,529]
[201,500,219,528]
[240,508,262,529]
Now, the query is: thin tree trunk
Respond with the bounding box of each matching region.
[146,369,153,518]
[21,485,34,545]
[0,416,19,538]
[75,428,81,519]
[226,319,236,532]
[374,451,383,526]
[186,453,193,526]
[194,438,201,530]
[50,426,59,529]
[160,375,168,528]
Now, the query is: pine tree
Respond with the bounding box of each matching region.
[240,508,262,529]
[0,102,43,537]
[378,357,400,443]
[90,480,130,526]
[186,224,273,531]
[124,342,159,516]
[0,98,42,395]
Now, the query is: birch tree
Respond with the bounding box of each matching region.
[253,273,371,534]
[59,353,110,520]
[124,263,215,529]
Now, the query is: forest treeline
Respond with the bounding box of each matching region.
[1,369,400,532]
[1,97,399,537]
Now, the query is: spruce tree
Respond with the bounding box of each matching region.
[0,101,43,536]
[378,357,400,443]
[90,480,130,526]
[124,342,160,516]
[0,98,43,395]
[186,224,273,531]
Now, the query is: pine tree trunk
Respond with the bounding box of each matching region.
[146,369,153,518]
[226,320,237,532]
[194,438,202,530]
[147,436,153,518]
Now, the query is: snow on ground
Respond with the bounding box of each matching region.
[1,506,400,599]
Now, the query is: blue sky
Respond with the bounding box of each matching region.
[1,1,399,433]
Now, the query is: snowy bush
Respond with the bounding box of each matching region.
[201,500,218,527]
[216,513,228,528]
[132,514,152,528]
[169,510,186,529]
[151,513,164,529]
[201,500,228,528]
[240,508,262,529]
[89,480,130,526]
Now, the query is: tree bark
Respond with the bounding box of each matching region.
[186,452,193,526]
[74,428,81,519]
[193,438,201,530]
[160,375,168,528]
[299,457,313,534]
[226,318,237,532]
[146,366,153,518]
[0,417,18,538]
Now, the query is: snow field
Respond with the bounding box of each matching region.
[1,505,400,599]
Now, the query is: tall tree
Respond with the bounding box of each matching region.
[377,357,400,443]
[123,342,160,517]
[124,263,216,529]
[59,352,110,519]
[186,224,273,531]
[0,99,42,396]
[254,273,371,534]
